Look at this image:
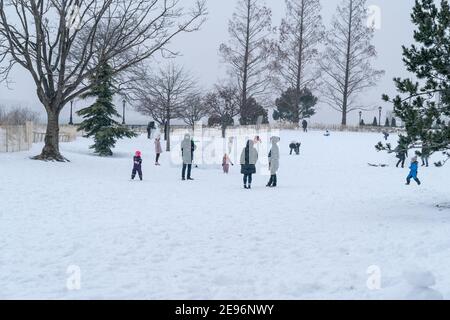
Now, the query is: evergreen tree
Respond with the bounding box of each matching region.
[240,98,269,125]
[77,63,136,156]
[391,117,397,128]
[372,116,378,126]
[385,118,390,127]
[379,0,450,160]
[274,88,317,123]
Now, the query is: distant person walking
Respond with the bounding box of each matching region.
[131,151,143,181]
[181,134,196,181]
[240,140,258,189]
[222,154,234,174]
[267,136,280,188]
[302,119,308,132]
[406,156,421,185]
[154,136,162,166]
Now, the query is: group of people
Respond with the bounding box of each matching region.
[131,133,281,189]
[395,145,429,186]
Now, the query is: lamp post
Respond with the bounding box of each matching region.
[359,111,362,126]
[378,106,382,126]
[69,100,74,125]
[122,99,126,125]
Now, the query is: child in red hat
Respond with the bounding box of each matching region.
[131,151,143,180]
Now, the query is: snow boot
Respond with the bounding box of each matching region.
[266,175,274,187]
[272,175,277,187]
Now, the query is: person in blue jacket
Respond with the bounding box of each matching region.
[406,156,421,185]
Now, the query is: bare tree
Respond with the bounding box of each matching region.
[319,0,384,125]
[219,0,276,122]
[131,63,196,151]
[204,84,240,138]
[0,0,207,161]
[275,0,324,124]
[178,93,208,130]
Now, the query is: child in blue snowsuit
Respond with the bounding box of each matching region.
[131,151,143,181]
[406,156,421,185]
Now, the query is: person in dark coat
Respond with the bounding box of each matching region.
[382,131,390,141]
[406,156,421,185]
[395,147,408,168]
[302,120,308,132]
[421,144,430,167]
[240,140,258,189]
[131,151,143,180]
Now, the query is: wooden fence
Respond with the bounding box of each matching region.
[0,121,34,152]
[0,123,78,153]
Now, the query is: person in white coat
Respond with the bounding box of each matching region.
[181,133,196,180]
[266,136,280,187]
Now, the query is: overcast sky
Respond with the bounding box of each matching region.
[0,0,417,125]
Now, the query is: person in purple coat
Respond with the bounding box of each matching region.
[131,151,143,180]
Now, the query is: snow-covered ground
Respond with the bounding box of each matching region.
[1,129,450,299]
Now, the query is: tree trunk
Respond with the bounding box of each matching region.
[32,108,67,162]
[166,117,171,152]
[221,124,227,139]
[341,0,354,127]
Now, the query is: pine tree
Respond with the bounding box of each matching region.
[77,63,136,156]
[372,116,378,127]
[274,87,317,123]
[385,118,390,127]
[240,98,269,125]
[380,0,450,160]
[391,117,397,128]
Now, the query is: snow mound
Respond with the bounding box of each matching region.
[403,270,443,300]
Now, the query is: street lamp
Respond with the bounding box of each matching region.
[378,106,382,126]
[122,99,126,125]
[359,111,362,126]
[69,100,74,125]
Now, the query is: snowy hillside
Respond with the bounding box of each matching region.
[1,130,449,299]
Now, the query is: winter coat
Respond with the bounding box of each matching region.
[181,134,196,164]
[269,137,280,175]
[240,140,258,175]
[408,161,419,178]
[133,156,142,169]
[302,120,308,128]
[155,139,162,154]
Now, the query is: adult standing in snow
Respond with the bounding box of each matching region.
[406,156,421,185]
[181,134,196,180]
[240,140,258,189]
[154,135,162,166]
[267,136,280,188]
[421,144,430,167]
[395,147,408,168]
[302,119,308,132]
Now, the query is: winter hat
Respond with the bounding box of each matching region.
[135,151,142,157]
[411,156,418,162]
